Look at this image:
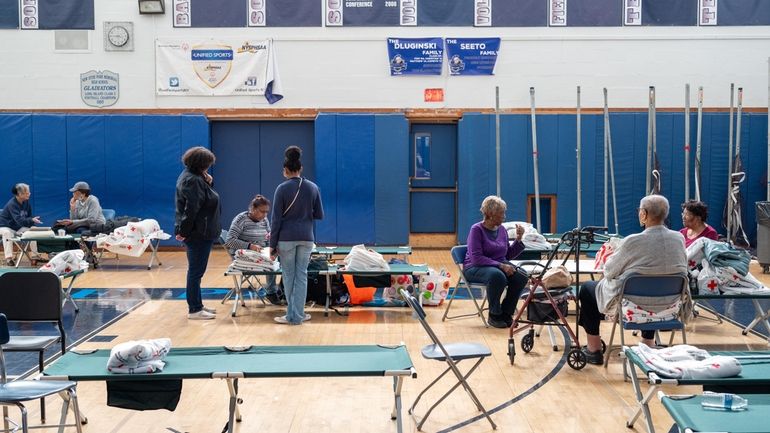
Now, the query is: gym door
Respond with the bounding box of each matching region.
[409,123,457,233]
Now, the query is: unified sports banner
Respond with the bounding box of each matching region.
[445,37,500,75]
[156,38,283,103]
[387,37,443,76]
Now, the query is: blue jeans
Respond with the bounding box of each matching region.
[278,240,314,324]
[464,265,528,316]
[185,239,213,314]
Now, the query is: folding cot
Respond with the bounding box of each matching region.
[623,346,770,433]
[313,245,412,262]
[42,344,416,433]
[658,391,770,433]
[692,292,770,343]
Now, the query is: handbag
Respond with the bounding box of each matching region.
[541,265,573,289]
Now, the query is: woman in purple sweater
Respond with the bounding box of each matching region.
[464,195,528,328]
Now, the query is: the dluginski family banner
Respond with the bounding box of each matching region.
[156,38,283,103]
[445,37,500,75]
[387,37,443,75]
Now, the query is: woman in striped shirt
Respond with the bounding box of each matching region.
[224,194,281,304]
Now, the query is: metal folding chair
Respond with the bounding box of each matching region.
[603,274,689,374]
[442,245,491,327]
[0,313,83,433]
[0,272,67,424]
[401,289,497,431]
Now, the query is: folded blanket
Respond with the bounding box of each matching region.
[38,249,88,275]
[95,218,171,257]
[622,298,680,324]
[107,338,171,374]
[631,343,742,380]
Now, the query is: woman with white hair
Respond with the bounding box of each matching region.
[463,195,528,328]
[577,194,687,365]
[0,183,43,266]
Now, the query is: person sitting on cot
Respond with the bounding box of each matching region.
[680,199,718,248]
[224,194,282,305]
[577,194,687,365]
[462,195,528,329]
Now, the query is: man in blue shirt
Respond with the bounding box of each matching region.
[0,183,42,266]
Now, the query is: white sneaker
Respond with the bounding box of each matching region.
[302,313,311,322]
[202,306,216,314]
[188,310,216,320]
[274,315,291,324]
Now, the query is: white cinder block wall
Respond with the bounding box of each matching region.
[1,0,769,110]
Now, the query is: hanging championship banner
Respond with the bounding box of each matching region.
[445,38,500,75]
[387,37,443,76]
[155,38,283,103]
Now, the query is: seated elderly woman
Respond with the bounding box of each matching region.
[680,199,718,248]
[224,194,281,305]
[463,195,528,329]
[0,183,43,266]
[56,181,105,233]
[578,194,687,365]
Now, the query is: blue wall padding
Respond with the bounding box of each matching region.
[105,116,144,219]
[336,115,375,244]
[31,115,68,225]
[411,192,455,232]
[181,115,210,150]
[66,115,106,202]
[142,116,183,242]
[374,115,409,245]
[211,121,261,227]
[0,115,33,202]
[314,114,337,243]
[457,111,769,246]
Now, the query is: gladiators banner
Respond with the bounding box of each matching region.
[155,38,283,103]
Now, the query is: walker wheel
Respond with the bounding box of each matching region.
[521,333,534,353]
[507,338,516,365]
[763,265,770,274]
[81,417,88,425]
[567,348,586,370]
[601,339,607,354]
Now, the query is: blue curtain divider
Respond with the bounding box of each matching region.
[314,114,338,243]
[31,115,68,225]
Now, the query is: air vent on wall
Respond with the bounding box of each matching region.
[54,30,90,51]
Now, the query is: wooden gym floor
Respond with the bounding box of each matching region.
[15,249,770,432]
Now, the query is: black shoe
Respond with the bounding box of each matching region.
[504,315,514,328]
[581,346,603,365]
[265,293,282,306]
[488,314,508,329]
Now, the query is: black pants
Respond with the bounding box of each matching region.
[578,281,654,340]
[465,265,528,316]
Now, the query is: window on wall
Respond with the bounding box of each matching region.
[527,194,557,234]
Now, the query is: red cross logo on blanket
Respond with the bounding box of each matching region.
[707,280,718,290]
[712,363,721,369]
[127,245,132,251]
[688,260,696,268]
[732,274,740,281]
[131,227,137,231]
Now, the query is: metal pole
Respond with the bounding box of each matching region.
[695,86,704,201]
[530,87,541,231]
[736,87,743,156]
[576,86,582,229]
[652,87,657,193]
[606,89,620,234]
[603,88,609,229]
[495,86,501,196]
[767,58,770,201]
[727,83,735,242]
[685,84,691,200]
[646,87,653,194]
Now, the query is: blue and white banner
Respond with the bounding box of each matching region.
[445,37,500,75]
[387,37,443,75]
[156,38,283,103]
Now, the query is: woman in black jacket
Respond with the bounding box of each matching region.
[175,146,221,320]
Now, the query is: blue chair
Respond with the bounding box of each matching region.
[401,289,496,431]
[0,313,83,433]
[442,246,491,327]
[603,274,689,370]
[101,209,116,221]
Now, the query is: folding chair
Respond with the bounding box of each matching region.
[219,230,267,307]
[0,313,83,433]
[401,289,497,431]
[442,245,491,327]
[0,272,66,423]
[603,274,689,374]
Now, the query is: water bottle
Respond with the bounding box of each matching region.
[700,391,748,411]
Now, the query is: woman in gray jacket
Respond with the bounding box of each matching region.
[57,181,105,233]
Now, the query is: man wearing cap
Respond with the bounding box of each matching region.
[57,181,105,232]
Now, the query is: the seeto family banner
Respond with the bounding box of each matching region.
[156,38,283,103]
[445,38,500,75]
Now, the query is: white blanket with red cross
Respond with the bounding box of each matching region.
[630,343,742,380]
[687,238,770,295]
[38,249,88,275]
[94,219,171,257]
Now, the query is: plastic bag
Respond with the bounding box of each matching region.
[418,268,451,306]
[343,244,389,272]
